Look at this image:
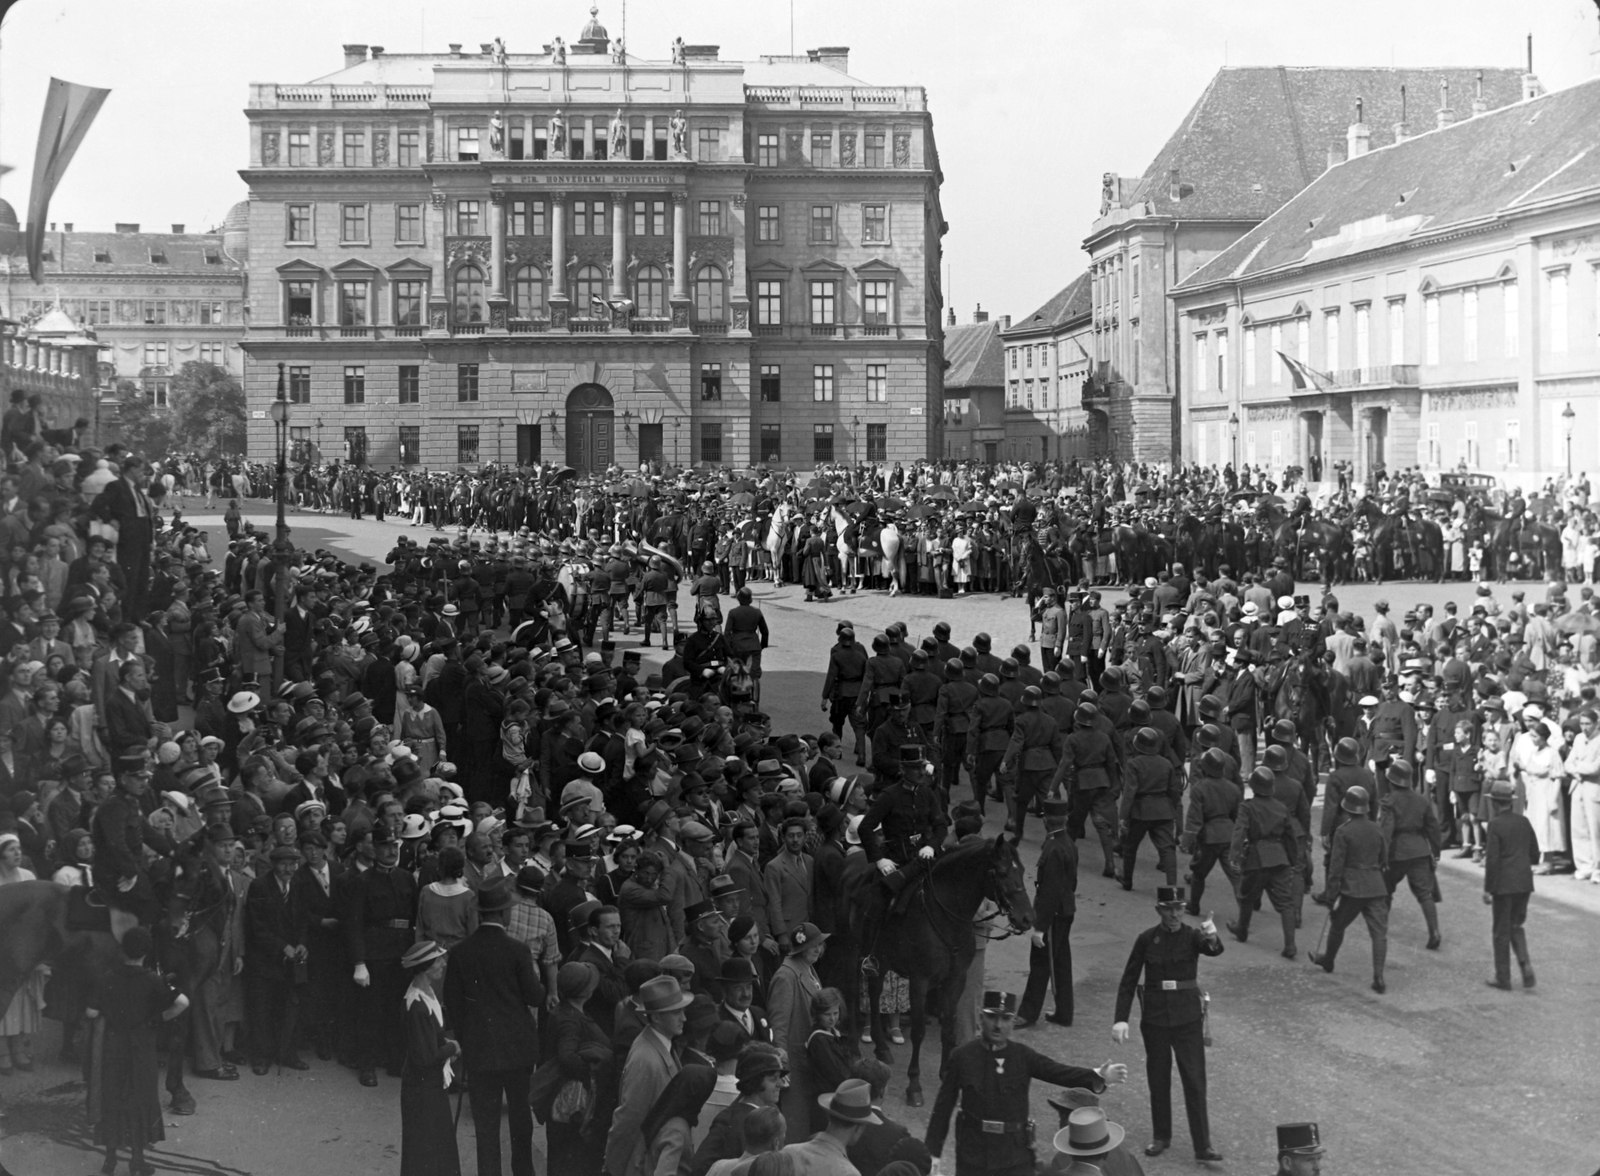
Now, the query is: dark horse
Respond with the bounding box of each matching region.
[1257,503,1348,586]
[1264,644,1334,779]
[1023,536,1074,641]
[1485,514,1562,581]
[833,836,1035,1106]
[1354,499,1444,582]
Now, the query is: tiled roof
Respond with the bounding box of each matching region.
[943,321,1006,391]
[32,231,241,276]
[1003,273,1091,337]
[1176,76,1600,292]
[1120,65,1525,223]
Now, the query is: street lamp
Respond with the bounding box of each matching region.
[1563,401,1576,477]
[1228,410,1240,469]
[270,363,290,542]
[852,415,861,464]
[269,363,293,684]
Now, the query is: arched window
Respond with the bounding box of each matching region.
[575,264,606,314]
[453,264,485,324]
[635,265,667,319]
[511,265,545,318]
[695,264,725,323]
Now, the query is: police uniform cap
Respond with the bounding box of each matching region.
[1277,1123,1322,1156]
[1041,797,1070,820]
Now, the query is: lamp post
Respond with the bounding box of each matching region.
[496,417,504,466]
[1563,401,1576,477]
[268,363,292,685]
[852,415,861,464]
[270,363,290,542]
[672,416,683,465]
[1229,410,1240,469]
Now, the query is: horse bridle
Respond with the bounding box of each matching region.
[923,845,1029,949]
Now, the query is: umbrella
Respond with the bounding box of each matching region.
[878,496,907,511]
[924,485,957,501]
[1227,489,1260,502]
[993,479,1020,492]
[958,501,986,514]
[1025,486,1047,499]
[549,466,578,483]
[728,479,757,493]
[908,503,941,519]
[845,501,875,518]
[626,480,652,498]
[801,485,831,501]
[1555,610,1600,636]
[729,491,756,507]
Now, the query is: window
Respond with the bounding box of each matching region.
[1269,323,1283,382]
[757,205,780,242]
[1464,420,1479,468]
[511,266,545,318]
[1504,282,1519,357]
[1244,327,1257,387]
[863,204,887,243]
[509,124,525,160]
[695,266,725,323]
[573,200,589,236]
[340,204,368,243]
[756,280,783,326]
[399,426,420,465]
[1270,429,1283,468]
[398,130,419,167]
[456,127,479,161]
[1133,333,1141,384]
[338,281,368,326]
[1350,304,1369,373]
[653,124,668,160]
[1463,288,1479,362]
[862,281,891,327]
[287,131,310,166]
[631,199,665,237]
[398,366,420,404]
[574,265,605,313]
[143,301,167,325]
[457,363,479,402]
[1195,335,1208,393]
[394,280,426,327]
[1008,380,1019,408]
[1548,271,1568,354]
[813,424,835,462]
[287,203,313,242]
[630,126,645,161]
[758,425,781,463]
[1388,300,1405,364]
[636,265,667,318]
[1132,257,1140,300]
[344,427,367,464]
[1323,313,1338,370]
[145,380,170,408]
[287,365,310,403]
[864,132,885,168]
[1427,421,1442,466]
[454,264,485,323]
[757,133,779,167]
[760,365,781,401]
[142,341,168,367]
[509,200,529,236]
[866,363,887,402]
[1505,418,1521,468]
[1425,294,1440,363]
[1296,317,1309,364]
[813,364,834,402]
[698,200,723,236]
[285,281,315,325]
[456,200,481,236]
[810,205,835,244]
[701,423,723,464]
[149,248,168,265]
[85,300,112,325]
[866,423,887,461]
[590,122,607,161]
[700,362,722,401]
[811,133,832,167]
[395,203,423,243]
[1010,350,1018,371]
[343,365,365,404]
[343,132,363,167]
[514,199,547,236]
[809,281,837,325]
[457,425,480,465]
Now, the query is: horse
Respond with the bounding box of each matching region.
[834,835,1035,1107]
[1022,536,1074,641]
[1353,500,1444,582]
[1264,644,1334,779]
[765,502,796,584]
[1486,515,1561,581]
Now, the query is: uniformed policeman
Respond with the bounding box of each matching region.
[926,989,1126,1176]
[870,689,928,782]
[935,659,980,801]
[1226,768,1302,959]
[1018,797,1077,1029]
[1378,760,1442,950]
[1001,686,1062,841]
[91,753,160,926]
[1117,727,1182,893]
[1309,784,1391,993]
[968,673,1015,814]
[1182,748,1242,916]
[1271,1122,1326,1175]
[857,744,949,975]
[1051,703,1121,878]
[1366,680,1417,781]
[346,822,419,1085]
[1111,887,1224,1163]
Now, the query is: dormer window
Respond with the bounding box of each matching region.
[94,249,111,263]
[40,249,54,262]
[149,249,168,264]
[204,249,222,265]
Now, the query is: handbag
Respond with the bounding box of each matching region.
[550,1076,592,1125]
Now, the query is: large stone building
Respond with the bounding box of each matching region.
[1172,74,1600,487]
[999,274,1093,463]
[238,11,945,471]
[1079,64,1526,462]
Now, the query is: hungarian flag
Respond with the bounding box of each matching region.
[25,77,111,283]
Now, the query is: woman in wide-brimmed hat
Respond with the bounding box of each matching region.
[399,939,460,1176]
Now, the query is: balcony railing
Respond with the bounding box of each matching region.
[570,318,608,334]
[509,319,548,334]
[861,323,890,336]
[1330,364,1420,388]
[452,322,485,336]
[810,323,839,337]
[392,325,424,337]
[755,324,784,337]
[284,326,317,338]
[339,325,369,338]
[696,319,728,335]
[634,319,671,334]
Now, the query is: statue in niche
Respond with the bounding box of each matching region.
[609,109,627,160]
[373,133,388,165]
[549,109,567,157]
[669,110,688,158]
[1101,173,1116,216]
[671,37,685,65]
[318,132,334,165]
[491,36,507,65]
[490,112,505,156]
[550,37,567,65]
[263,133,279,165]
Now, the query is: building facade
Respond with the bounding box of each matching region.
[1172,74,1600,487]
[1000,275,1094,463]
[940,309,1005,462]
[238,13,944,471]
[1080,65,1526,464]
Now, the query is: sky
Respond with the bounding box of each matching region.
[2,0,1598,322]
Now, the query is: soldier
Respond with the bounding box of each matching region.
[1001,686,1062,841]
[1191,722,1241,787]
[1038,671,1078,731]
[926,989,1126,1176]
[1051,703,1121,878]
[1143,686,1188,770]
[1309,784,1391,994]
[1111,887,1224,1163]
[1271,1122,1326,1175]
[1181,748,1241,916]
[904,648,944,741]
[1018,797,1077,1029]
[347,822,419,1085]
[998,657,1027,713]
[967,673,1015,814]
[1012,643,1043,689]
[972,631,1003,680]
[821,623,868,764]
[1482,778,1538,991]
[857,634,908,750]
[1226,768,1302,959]
[1117,728,1182,894]
[1262,744,1312,923]
[931,621,961,667]
[1314,737,1377,905]
[857,745,949,975]
[934,658,979,802]
[1379,760,1442,950]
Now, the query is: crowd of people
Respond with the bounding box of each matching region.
[1,416,1594,1175]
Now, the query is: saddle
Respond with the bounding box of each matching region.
[66,886,113,934]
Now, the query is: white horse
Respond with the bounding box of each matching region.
[880,522,903,595]
[764,502,795,584]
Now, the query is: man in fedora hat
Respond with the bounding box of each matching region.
[681,899,728,995]
[928,990,1125,1176]
[1112,887,1223,1163]
[1378,760,1442,950]
[1050,1106,1128,1175]
[606,974,693,1176]
[1271,1122,1325,1174]
[444,880,544,1176]
[1309,785,1391,994]
[784,1078,883,1174]
[1482,778,1539,990]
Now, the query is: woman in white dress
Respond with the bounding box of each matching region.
[951,528,973,594]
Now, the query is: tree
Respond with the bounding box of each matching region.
[169,361,247,459]
[113,380,175,457]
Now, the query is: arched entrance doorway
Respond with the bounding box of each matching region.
[566,383,614,473]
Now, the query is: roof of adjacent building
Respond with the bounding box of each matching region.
[1112,65,1526,225]
[1003,273,1091,338]
[25,230,242,276]
[1177,76,1600,293]
[943,321,1007,391]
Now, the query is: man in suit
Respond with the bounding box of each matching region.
[104,658,157,760]
[444,880,544,1176]
[1019,797,1078,1028]
[574,904,629,1038]
[762,816,813,954]
[1482,778,1539,990]
[717,956,771,1042]
[606,975,691,1176]
[724,821,776,951]
[244,844,309,1074]
[235,590,284,698]
[91,454,156,617]
[283,583,317,682]
[291,831,345,1060]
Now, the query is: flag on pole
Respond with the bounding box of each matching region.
[25,77,112,283]
[1277,351,1333,394]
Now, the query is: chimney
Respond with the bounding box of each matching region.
[48,222,55,232]
[1326,141,1345,171]
[171,224,185,234]
[811,46,850,72]
[999,314,1012,330]
[1523,37,1544,100]
[1436,78,1454,129]
[1471,70,1488,117]
[480,43,494,55]
[369,46,384,58]
[947,308,956,327]
[1346,97,1371,158]
[682,45,720,61]
[973,304,989,324]
[448,43,463,56]
[342,43,368,68]
[62,223,72,232]
[1168,167,1181,201]
[114,223,139,233]
[1394,83,1409,144]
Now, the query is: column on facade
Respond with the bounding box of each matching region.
[551,194,568,297]
[729,194,750,335]
[611,191,629,301]
[426,191,450,334]
[671,194,688,298]
[487,189,510,331]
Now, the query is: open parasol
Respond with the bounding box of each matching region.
[923,485,957,501]
[1555,609,1600,636]
[958,500,986,514]
[908,503,941,519]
